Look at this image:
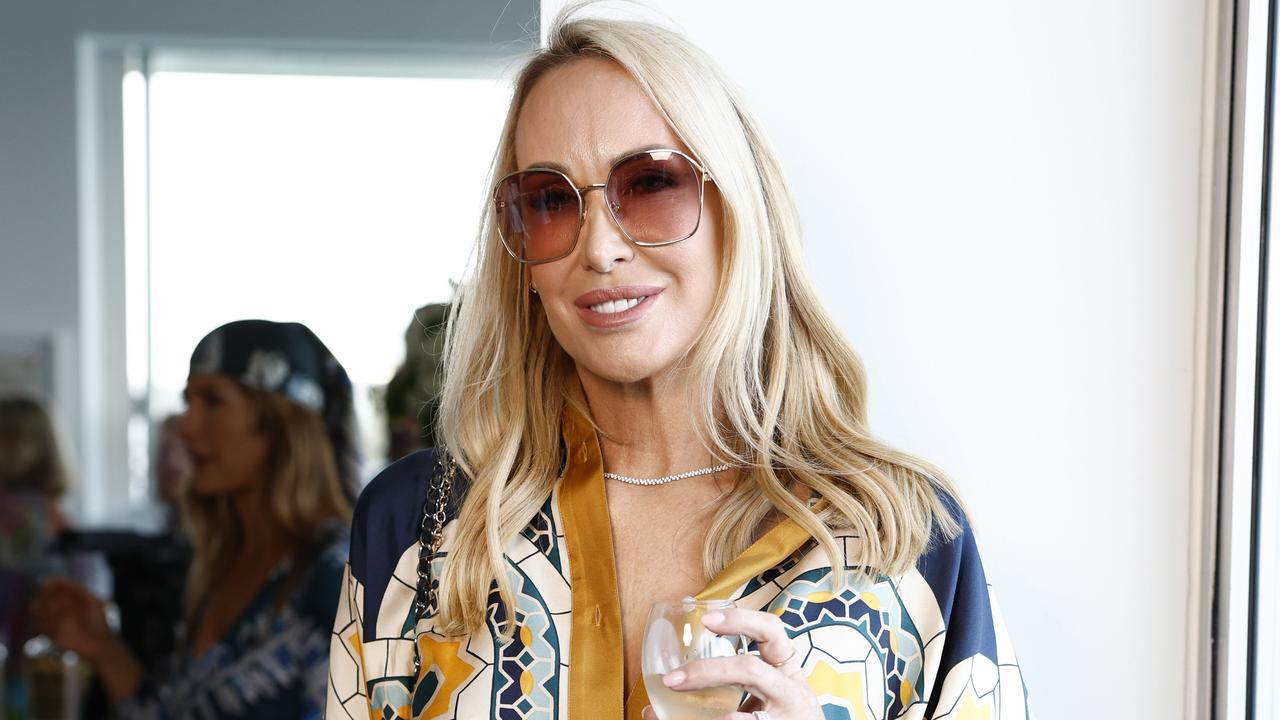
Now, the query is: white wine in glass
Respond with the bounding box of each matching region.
[642,598,744,720]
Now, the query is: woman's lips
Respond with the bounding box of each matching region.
[574,287,663,328]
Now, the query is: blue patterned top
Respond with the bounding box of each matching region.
[117,540,346,720]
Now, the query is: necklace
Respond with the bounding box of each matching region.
[603,463,732,486]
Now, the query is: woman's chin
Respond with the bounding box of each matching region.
[575,356,680,387]
[188,472,247,497]
[188,478,219,497]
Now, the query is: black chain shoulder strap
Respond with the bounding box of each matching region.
[412,451,457,677]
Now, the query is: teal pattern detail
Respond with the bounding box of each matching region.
[487,559,561,719]
[519,496,564,577]
[764,568,926,718]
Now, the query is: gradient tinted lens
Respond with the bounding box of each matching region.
[606,150,703,244]
[494,170,580,262]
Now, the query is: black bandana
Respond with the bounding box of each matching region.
[189,319,359,490]
[189,320,348,410]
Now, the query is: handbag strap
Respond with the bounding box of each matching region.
[412,452,457,677]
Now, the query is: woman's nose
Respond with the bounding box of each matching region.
[578,188,633,272]
[176,408,199,444]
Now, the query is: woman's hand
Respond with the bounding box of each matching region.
[642,607,821,720]
[32,577,114,661]
[32,578,145,702]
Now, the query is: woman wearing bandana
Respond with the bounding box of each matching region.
[36,319,358,719]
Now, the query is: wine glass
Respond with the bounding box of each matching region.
[642,597,745,720]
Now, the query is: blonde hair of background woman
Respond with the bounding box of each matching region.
[181,388,352,625]
[0,396,70,497]
[435,4,964,637]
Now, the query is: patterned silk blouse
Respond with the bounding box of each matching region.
[327,407,1033,720]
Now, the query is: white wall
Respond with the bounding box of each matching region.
[0,0,536,518]
[541,1,1206,717]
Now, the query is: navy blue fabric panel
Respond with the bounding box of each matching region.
[350,449,437,640]
[297,540,349,635]
[915,493,998,717]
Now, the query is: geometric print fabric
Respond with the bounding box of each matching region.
[328,440,1034,720]
[329,492,1033,719]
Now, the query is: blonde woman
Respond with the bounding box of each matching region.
[0,396,72,694]
[328,9,1033,720]
[37,320,356,719]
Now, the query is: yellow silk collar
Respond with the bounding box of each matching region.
[556,403,812,720]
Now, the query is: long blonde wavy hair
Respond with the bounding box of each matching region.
[435,6,963,637]
[181,387,352,625]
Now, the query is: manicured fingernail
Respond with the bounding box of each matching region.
[663,670,686,687]
[702,611,724,624]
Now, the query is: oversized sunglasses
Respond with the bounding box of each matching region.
[493,148,713,265]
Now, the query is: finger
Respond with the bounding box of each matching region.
[37,587,81,616]
[33,578,70,606]
[700,608,796,668]
[36,592,73,623]
[641,706,657,720]
[39,598,77,635]
[666,654,789,705]
[35,590,91,637]
[36,579,94,611]
[39,576,87,597]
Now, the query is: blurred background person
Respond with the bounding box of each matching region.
[383,302,451,459]
[34,319,358,719]
[153,414,194,536]
[0,396,72,712]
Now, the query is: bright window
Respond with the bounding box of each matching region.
[125,67,510,487]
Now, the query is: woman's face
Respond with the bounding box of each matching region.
[178,373,271,497]
[516,58,724,387]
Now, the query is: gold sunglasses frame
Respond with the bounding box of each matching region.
[492,147,714,265]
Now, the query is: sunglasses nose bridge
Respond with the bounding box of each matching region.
[574,181,633,268]
[577,182,607,200]
[576,183,618,217]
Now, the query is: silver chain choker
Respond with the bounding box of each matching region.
[603,463,732,486]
